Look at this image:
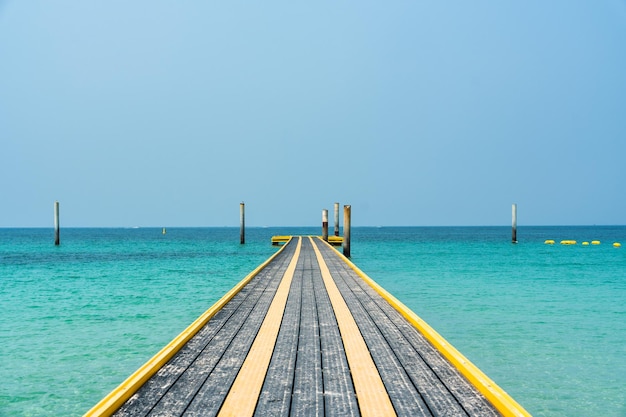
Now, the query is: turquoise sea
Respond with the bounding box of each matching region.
[1,226,625,417]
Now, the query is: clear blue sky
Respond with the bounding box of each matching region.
[2,1,625,227]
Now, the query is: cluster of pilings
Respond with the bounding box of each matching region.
[321,203,351,257]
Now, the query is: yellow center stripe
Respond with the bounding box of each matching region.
[217,237,302,417]
[309,237,396,417]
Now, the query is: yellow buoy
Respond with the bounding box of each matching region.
[591,240,600,245]
[544,240,555,245]
[582,241,589,246]
[560,240,577,245]
[614,242,621,248]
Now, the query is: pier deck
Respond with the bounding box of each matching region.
[87,237,529,417]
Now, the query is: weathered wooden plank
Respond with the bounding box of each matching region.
[290,238,324,416]
[114,240,297,417]
[178,248,295,416]
[316,240,500,417]
[330,265,465,416]
[218,237,302,417]
[114,246,291,416]
[340,262,501,417]
[309,238,397,417]
[313,240,433,417]
[254,242,304,416]
[311,245,360,416]
[114,285,257,417]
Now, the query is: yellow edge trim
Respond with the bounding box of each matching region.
[218,237,302,417]
[310,237,397,417]
[319,238,532,417]
[83,237,294,417]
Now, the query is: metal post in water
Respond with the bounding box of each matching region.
[343,205,351,257]
[54,201,60,246]
[240,202,245,244]
[512,203,518,244]
[322,209,329,241]
[334,202,340,236]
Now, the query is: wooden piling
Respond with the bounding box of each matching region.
[54,201,60,246]
[334,202,340,236]
[343,205,351,257]
[512,203,518,244]
[240,202,245,244]
[322,209,329,241]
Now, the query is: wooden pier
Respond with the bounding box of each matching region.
[86,237,530,417]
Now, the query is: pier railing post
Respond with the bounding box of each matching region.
[343,205,351,257]
[512,203,518,244]
[240,202,245,244]
[322,209,329,241]
[54,201,60,246]
[334,202,340,236]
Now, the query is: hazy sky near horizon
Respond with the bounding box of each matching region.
[2,1,625,227]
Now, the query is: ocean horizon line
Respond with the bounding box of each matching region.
[2,224,624,230]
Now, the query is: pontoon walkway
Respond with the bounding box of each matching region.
[86,237,530,417]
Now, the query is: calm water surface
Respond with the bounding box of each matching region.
[1,226,624,416]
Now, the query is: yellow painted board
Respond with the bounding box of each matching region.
[83,238,292,417]
[310,237,397,417]
[218,237,302,417]
[317,237,532,417]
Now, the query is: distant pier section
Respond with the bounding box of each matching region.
[85,237,530,417]
[272,235,343,246]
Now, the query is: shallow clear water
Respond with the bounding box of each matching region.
[1,226,625,416]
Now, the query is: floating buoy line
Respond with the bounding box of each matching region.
[543,239,621,247]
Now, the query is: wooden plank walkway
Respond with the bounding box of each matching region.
[86,237,530,417]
